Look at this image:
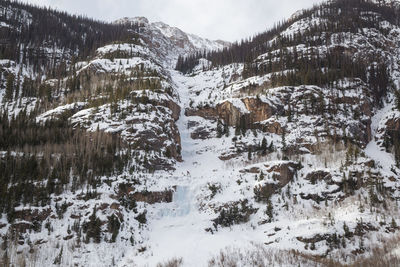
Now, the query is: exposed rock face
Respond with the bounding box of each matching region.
[240,167,261,174]
[242,98,277,123]
[299,191,333,202]
[12,222,35,234]
[187,97,279,129]
[8,209,52,234]
[296,221,378,248]
[347,119,372,147]
[191,126,214,140]
[216,101,242,126]
[118,184,174,204]
[297,234,332,244]
[68,90,183,169]
[131,190,173,204]
[254,183,279,202]
[187,81,374,151]
[265,161,301,186]
[255,119,283,135]
[128,108,182,166]
[381,116,400,146]
[13,208,52,223]
[186,107,219,120]
[386,117,400,132]
[375,110,400,150]
[254,161,301,202]
[130,91,182,121]
[165,100,181,121]
[305,170,333,185]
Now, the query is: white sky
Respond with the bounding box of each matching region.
[22,0,325,42]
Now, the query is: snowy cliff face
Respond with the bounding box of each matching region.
[1,1,400,267]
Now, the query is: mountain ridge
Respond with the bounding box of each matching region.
[114,16,229,68]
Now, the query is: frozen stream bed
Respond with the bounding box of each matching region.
[132,70,266,266]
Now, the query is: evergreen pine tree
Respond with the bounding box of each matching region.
[395,90,400,112]
[5,73,15,101]
[261,137,267,155]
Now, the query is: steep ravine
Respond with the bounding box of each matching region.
[132,70,265,266]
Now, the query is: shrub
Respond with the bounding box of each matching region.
[213,200,257,229]
[156,258,183,267]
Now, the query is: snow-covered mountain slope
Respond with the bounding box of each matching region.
[2,0,400,267]
[115,17,229,67]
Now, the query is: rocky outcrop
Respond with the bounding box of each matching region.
[299,192,331,202]
[215,101,243,126]
[191,126,214,140]
[130,190,173,204]
[13,208,52,223]
[254,183,279,202]
[9,209,51,234]
[376,111,400,150]
[11,222,35,234]
[186,106,219,120]
[242,98,277,123]
[380,116,400,146]
[385,117,400,132]
[265,161,301,186]
[305,170,333,185]
[346,119,372,147]
[254,161,301,202]
[255,119,283,135]
[186,97,280,129]
[165,100,181,121]
[297,234,332,244]
[131,91,181,121]
[131,190,173,204]
[129,108,182,165]
[117,183,173,204]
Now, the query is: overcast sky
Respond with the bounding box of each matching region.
[22,0,325,42]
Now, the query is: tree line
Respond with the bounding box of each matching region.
[0,0,141,81]
[0,108,130,218]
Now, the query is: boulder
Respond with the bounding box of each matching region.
[265,161,301,186]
